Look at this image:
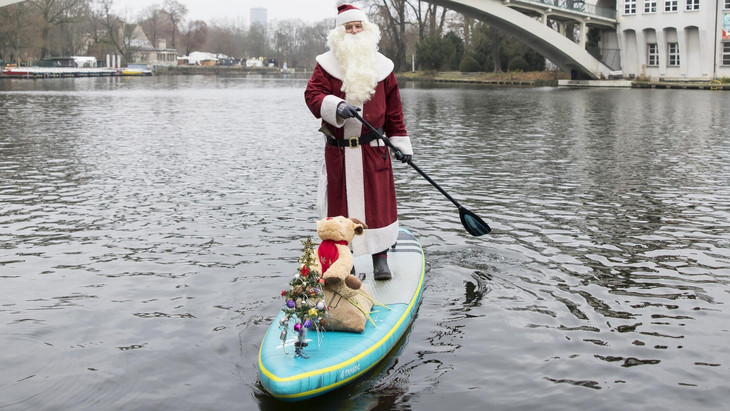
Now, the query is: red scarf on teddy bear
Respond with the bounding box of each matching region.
[318,239,349,274]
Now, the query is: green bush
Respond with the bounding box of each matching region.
[459,54,481,72]
[416,32,464,71]
[507,56,529,72]
[416,36,446,71]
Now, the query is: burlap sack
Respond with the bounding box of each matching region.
[321,285,374,333]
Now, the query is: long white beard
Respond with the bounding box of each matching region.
[327,23,381,106]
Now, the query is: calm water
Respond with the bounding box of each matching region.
[1,76,729,410]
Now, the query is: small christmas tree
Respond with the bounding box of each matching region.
[278,236,327,357]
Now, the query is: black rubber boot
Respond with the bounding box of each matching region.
[372,251,391,281]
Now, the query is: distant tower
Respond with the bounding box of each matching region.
[250,7,267,28]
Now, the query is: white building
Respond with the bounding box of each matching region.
[127,29,178,69]
[618,0,730,80]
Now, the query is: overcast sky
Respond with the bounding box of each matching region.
[114,0,344,24]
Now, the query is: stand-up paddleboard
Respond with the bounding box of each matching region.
[258,228,425,401]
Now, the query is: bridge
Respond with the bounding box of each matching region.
[0,0,24,7]
[429,0,618,79]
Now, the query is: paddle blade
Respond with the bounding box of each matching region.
[459,207,491,236]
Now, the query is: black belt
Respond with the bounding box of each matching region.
[326,127,383,148]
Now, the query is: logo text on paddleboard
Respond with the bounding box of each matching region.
[341,363,361,379]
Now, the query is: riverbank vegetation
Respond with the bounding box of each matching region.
[1,0,585,76]
[398,70,569,87]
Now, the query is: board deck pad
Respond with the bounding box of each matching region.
[258,228,425,401]
[355,229,423,305]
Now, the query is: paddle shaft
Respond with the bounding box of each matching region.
[353,112,465,210]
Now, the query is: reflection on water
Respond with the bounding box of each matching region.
[1,76,729,409]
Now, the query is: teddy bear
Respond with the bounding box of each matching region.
[314,216,376,333]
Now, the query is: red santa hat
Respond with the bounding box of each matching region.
[336,1,368,26]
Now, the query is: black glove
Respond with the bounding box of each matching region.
[336,102,360,119]
[397,153,412,163]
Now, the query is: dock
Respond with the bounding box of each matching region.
[1,66,152,78]
[559,79,729,90]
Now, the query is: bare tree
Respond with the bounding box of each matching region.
[366,0,408,71]
[0,3,40,64]
[139,3,164,47]
[408,1,448,40]
[163,0,187,49]
[28,0,89,58]
[270,20,302,67]
[182,20,208,56]
[246,22,267,59]
[88,0,138,64]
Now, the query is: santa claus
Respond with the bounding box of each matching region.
[304,1,414,280]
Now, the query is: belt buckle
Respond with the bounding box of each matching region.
[347,137,359,148]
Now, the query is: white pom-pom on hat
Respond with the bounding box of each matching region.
[336,1,368,26]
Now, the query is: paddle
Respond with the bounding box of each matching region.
[352,112,491,236]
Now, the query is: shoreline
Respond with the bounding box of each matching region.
[396,70,730,90]
[3,66,729,90]
[396,70,568,87]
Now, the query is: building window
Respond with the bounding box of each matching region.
[664,0,678,10]
[667,43,680,66]
[725,0,729,8]
[644,0,657,12]
[723,43,730,65]
[647,43,659,66]
[625,0,637,13]
[685,0,699,10]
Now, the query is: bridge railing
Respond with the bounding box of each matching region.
[511,0,618,20]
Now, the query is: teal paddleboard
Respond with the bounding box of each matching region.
[258,228,425,401]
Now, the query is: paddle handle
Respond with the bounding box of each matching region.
[353,112,464,210]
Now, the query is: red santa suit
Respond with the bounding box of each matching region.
[304,50,413,256]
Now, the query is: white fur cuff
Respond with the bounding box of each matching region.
[321,95,346,128]
[388,136,413,156]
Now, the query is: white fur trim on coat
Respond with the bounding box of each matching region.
[317,159,328,219]
[351,220,399,256]
[321,95,346,128]
[388,135,413,156]
[343,115,365,225]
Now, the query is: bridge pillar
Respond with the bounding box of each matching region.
[580,21,586,47]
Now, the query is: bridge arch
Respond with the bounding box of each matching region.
[0,0,25,7]
[428,0,617,79]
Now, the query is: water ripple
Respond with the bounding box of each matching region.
[2,78,729,409]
